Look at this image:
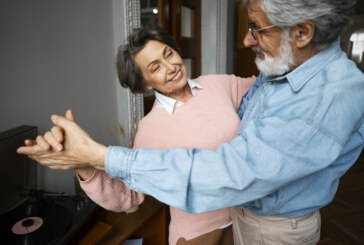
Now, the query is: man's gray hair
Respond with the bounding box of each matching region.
[243,0,357,48]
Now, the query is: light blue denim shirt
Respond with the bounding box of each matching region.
[106,39,364,218]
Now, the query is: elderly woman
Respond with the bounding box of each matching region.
[21,26,255,245]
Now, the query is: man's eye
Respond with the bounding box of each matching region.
[167,51,173,57]
[249,20,258,29]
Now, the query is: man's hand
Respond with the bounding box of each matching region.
[17,109,106,171]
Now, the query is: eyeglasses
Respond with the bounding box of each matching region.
[248,20,275,40]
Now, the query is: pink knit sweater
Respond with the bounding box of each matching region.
[80,74,255,245]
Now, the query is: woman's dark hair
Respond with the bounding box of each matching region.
[116,26,182,93]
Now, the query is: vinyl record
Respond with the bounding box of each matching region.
[0,201,72,245]
[12,216,44,235]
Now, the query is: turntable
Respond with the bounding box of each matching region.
[0,189,73,245]
[0,126,97,245]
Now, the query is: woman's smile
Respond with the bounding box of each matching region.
[169,70,183,82]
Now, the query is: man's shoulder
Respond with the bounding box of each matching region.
[318,51,364,90]
[327,50,361,70]
[299,49,363,89]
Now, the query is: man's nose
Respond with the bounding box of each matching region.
[243,31,258,47]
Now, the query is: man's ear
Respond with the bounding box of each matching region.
[291,21,315,49]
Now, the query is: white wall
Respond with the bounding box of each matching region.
[0,0,129,194]
[201,0,238,75]
[201,0,222,75]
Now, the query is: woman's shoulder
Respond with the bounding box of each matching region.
[193,74,239,89]
[194,74,235,82]
[138,108,168,127]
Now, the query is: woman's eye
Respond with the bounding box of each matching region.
[152,66,160,72]
[167,51,173,57]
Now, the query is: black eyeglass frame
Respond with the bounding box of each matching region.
[248,20,275,40]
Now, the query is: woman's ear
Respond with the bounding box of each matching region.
[291,21,315,49]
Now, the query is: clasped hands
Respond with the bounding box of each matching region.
[17,110,107,173]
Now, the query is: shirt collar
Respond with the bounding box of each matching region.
[263,39,342,92]
[153,78,203,115]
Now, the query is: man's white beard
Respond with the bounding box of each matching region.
[253,30,295,76]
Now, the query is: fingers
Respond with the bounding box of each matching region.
[22,127,63,153]
[17,144,44,155]
[51,112,89,139]
[51,126,64,143]
[65,109,76,122]
[36,135,51,151]
[24,139,35,146]
[51,114,75,131]
[44,131,63,151]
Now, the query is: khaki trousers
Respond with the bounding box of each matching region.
[176,225,234,245]
[230,207,321,245]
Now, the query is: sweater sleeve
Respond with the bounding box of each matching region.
[78,117,162,212]
[79,170,145,212]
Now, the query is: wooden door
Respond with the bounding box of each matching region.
[159,0,201,78]
[236,1,259,77]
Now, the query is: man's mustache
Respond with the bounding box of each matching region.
[252,46,264,54]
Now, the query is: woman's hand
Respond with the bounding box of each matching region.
[75,167,96,181]
[17,109,107,171]
[22,110,97,180]
[24,110,72,151]
[25,125,64,151]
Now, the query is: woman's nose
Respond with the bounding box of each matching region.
[243,31,258,47]
[165,61,176,73]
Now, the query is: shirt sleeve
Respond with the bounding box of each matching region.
[105,113,343,214]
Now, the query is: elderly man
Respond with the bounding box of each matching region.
[18,0,364,244]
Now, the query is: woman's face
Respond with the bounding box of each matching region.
[134,40,188,97]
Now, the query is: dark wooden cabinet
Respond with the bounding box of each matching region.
[72,196,168,245]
